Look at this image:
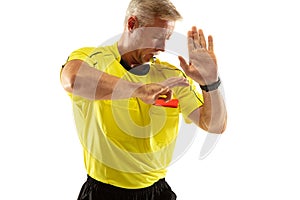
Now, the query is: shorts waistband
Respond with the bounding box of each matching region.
[86,175,168,194]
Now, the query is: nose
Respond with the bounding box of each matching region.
[155,39,166,52]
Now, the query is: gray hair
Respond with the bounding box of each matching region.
[124,0,182,27]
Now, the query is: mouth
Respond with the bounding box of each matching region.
[140,51,162,63]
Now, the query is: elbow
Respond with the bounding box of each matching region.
[218,113,228,134]
[213,124,226,134]
[60,59,83,94]
[201,125,226,135]
[199,117,227,134]
[220,119,227,134]
[199,123,222,134]
[62,78,75,93]
[61,69,76,93]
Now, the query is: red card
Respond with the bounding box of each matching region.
[154,99,179,108]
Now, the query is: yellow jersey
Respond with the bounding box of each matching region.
[65,42,203,189]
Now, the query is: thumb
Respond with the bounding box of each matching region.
[178,56,189,71]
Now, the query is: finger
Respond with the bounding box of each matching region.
[198,29,207,49]
[164,90,173,102]
[178,55,190,72]
[187,31,195,52]
[154,87,170,101]
[208,35,214,52]
[191,26,198,33]
[161,76,189,88]
[192,26,200,47]
[188,30,193,38]
[166,77,188,88]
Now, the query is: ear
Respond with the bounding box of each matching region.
[127,16,139,32]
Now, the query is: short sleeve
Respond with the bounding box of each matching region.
[175,77,204,123]
[66,47,97,67]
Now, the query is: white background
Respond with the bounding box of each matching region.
[1,0,300,199]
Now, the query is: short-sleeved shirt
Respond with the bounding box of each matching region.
[65,42,203,189]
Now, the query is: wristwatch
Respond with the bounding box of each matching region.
[199,77,221,92]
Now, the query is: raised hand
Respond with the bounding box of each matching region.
[178,26,218,85]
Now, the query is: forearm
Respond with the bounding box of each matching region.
[199,89,227,134]
[75,72,141,100]
[61,59,142,100]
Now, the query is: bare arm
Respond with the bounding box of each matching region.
[60,59,189,103]
[179,27,227,134]
[188,90,227,134]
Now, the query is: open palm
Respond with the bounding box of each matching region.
[178,26,218,85]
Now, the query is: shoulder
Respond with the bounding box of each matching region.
[67,47,96,62]
[68,43,119,60]
[66,43,120,67]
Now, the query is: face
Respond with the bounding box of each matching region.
[129,18,175,65]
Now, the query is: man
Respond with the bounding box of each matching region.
[61,0,227,199]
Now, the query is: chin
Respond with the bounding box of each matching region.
[142,54,154,63]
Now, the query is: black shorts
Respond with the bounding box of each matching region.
[77,175,177,200]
